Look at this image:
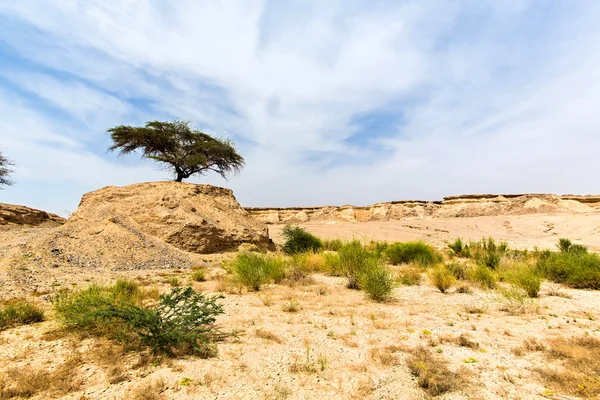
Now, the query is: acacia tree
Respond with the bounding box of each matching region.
[108,120,244,182]
[0,150,13,188]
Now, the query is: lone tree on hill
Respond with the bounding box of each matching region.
[0,150,13,187]
[108,120,245,182]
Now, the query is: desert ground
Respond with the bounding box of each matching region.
[1,186,599,400]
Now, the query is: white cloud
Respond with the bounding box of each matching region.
[0,0,599,214]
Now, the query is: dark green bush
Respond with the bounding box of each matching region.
[0,301,45,331]
[281,225,323,255]
[385,241,442,267]
[231,252,286,291]
[537,251,600,289]
[557,238,588,254]
[470,238,507,269]
[54,284,225,357]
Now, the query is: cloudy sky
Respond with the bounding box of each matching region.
[0,1,599,215]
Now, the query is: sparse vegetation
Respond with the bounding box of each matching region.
[429,265,455,293]
[505,263,541,297]
[385,241,442,267]
[0,150,14,187]
[398,265,423,286]
[447,238,470,258]
[0,300,45,331]
[406,346,464,396]
[281,225,323,255]
[53,282,226,357]
[231,252,287,291]
[467,264,498,289]
[191,268,207,282]
[535,336,600,398]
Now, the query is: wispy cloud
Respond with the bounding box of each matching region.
[0,1,599,214]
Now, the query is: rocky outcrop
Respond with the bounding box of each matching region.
[68,182,274,254]
[246,194,600,224]
[0,203,65,226]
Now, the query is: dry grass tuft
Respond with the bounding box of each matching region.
[369,346,403,367]
[0,356,83,399]
[534,336,600,398]
[255,329,284,344]
[130,378,167,400]
[406,346,466,396]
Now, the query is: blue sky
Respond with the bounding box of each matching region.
[0,1,599,215]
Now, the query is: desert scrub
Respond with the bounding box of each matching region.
[53,283,226,357]
[323,251,343,276]
[281,225,323,255]
[231,252,287,291]
[467,264,498,289]
[322,238,343,251]
[406,346,464,396]
[536,244,600,289]
[385,241,442,267]
[359,264,396,302]
[0,300,45,331]
[505,263,541,298]
[470,237,507,269]
[447,238,471,258]
[556,237,588,254]
[290,252,326,275]
[429,265,455,293]
[445,260,469,280]
[496,284,538,314]
[398,265,423,286]
[191,268,207,282]
[338,240,381,289]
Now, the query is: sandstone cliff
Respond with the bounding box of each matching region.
[246,194,600,224]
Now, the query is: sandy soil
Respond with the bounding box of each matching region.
[269,212,600,251]
[1,211,600,399]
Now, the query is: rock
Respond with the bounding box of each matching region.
[0,203,65,226]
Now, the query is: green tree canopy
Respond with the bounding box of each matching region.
[0,150,13,188]
[107,120,245,182]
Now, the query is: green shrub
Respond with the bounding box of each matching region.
[365,240,389,258]
[470,238,506,269]
[468,265,497,289]
[322,239,343,252]
[191,268,207,282]
[557,238,588,254]
[445,261,469,280]
[385,241,442,267]
[0,301,45,331]
[54,285,225,357]
[281,225,323,255]
[447,238,470,258]
[359,265,396,302]
[537,251,600,289]
[429,265,455,293]
[323,252,343,276]
[231,253,286,291]
[506,264,541,298]
[338,241,380,289]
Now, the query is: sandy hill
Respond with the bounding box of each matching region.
[0,203,65,226]
[0,182,273,296]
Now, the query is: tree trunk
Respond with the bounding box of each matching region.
[174,166,184,182]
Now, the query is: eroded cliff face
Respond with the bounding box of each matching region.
[0,203,65,226]
[245,194,600,224]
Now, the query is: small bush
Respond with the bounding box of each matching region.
[406,347,463,396]
[338,241,380,289]
[445,261,469,280]
[359,265,396,302]
[467,265,497,289]
[53,284,225,357]
[506,264,541,298]
[322,238,343,252]
[398,266,423,286]
[496,285,537,314]
[323,252,343,276]
[447,238,470,258]
[191,268,207,282]
[470,238,507,269]
[537,250,600,289]
[386,241,442,267]
[231,253,287,291]
[290,252,326,275]
[429,265,455,294]
[282,225,323,255]
[0,301,45,331]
